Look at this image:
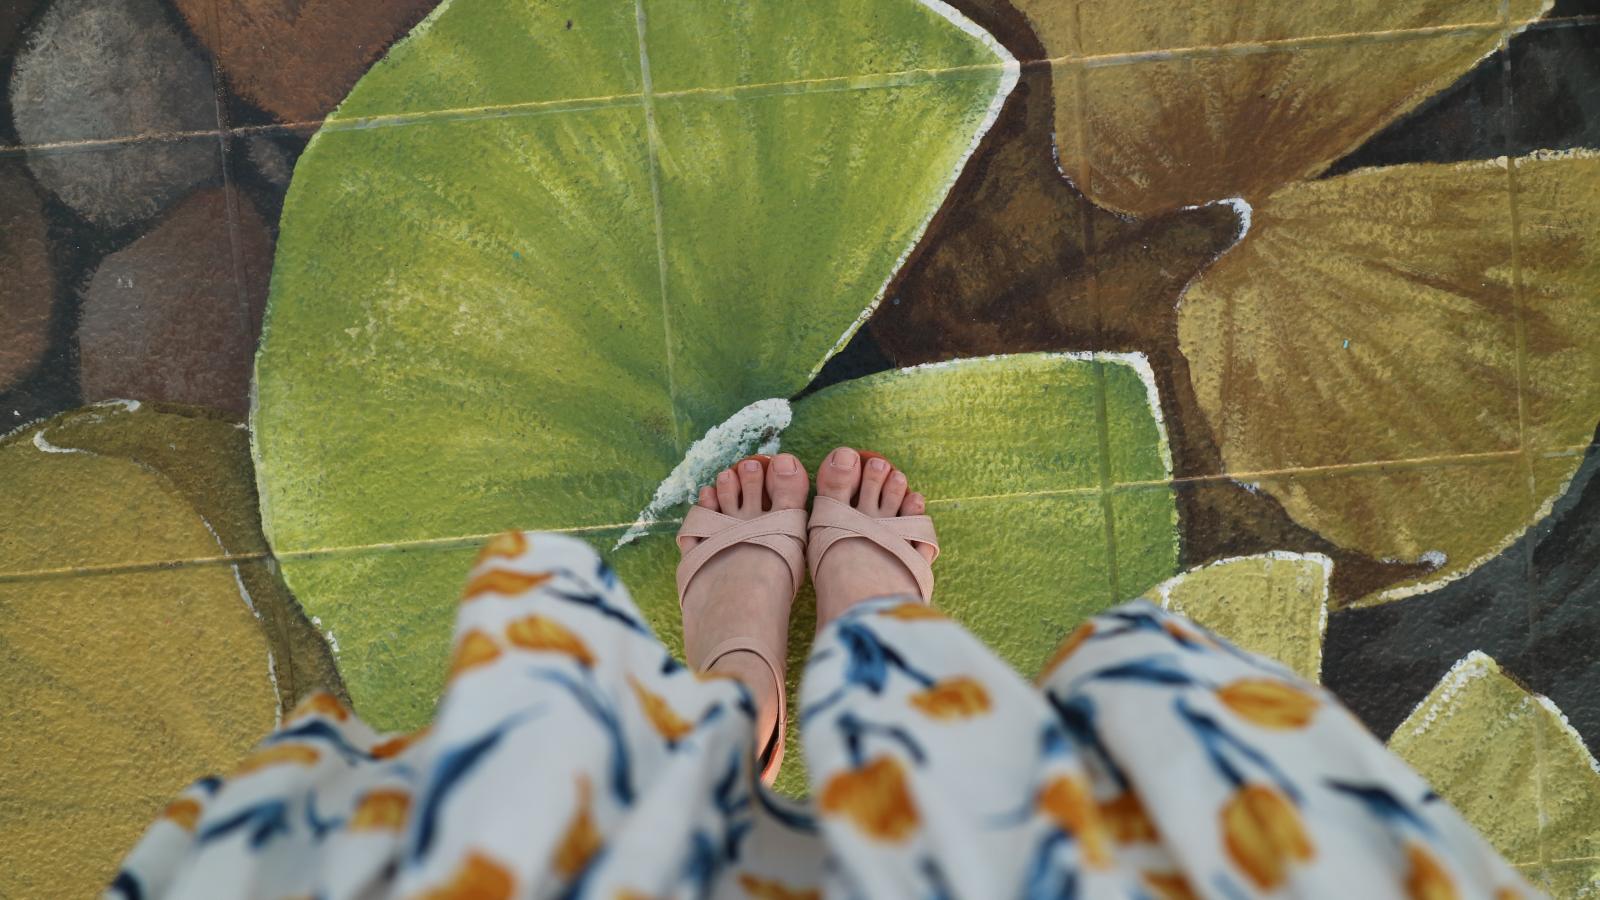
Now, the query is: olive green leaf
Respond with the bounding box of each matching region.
[0,413,278,898]
[253,0,1018,728]
[1141,552,1330,682]
[1390,651,1600,872]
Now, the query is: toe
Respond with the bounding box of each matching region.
[736,458,766,516]
[715,468,739,513]
[767,453,809,510]
[901,492,936,561]
[816,446,861,502]
[879,469,908,517]
[857,454,890,511]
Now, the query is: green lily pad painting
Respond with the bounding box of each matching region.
[254,0,1177,733]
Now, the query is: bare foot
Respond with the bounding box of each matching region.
[811,447,936,630]
[676,453,809,755]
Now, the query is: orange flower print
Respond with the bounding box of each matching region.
[462,568,553,602]
[448,630,502,679]
[1036,774,1113,868]
[1217,679,1320,730]
[505,614,595,667]
[475,530,528,564]
[1163,619,1213,648]
[1142,872,1201,900]
[1037,622,1095,684]
[819,755,921,842]
[1221,784,1315,890]
[233,743,322,777]
[738,872,821,900]
[908,676,992,719]
[1099,790,1159,843]
[628,675,695,743]
[350,788,411,832]
[413,851,515,900]
[288,690,350,723]
[371,727,432,760]
[553,776,603,879]
[877,602,946,622]
[162,797,202,831]
[1404,843,1460,900]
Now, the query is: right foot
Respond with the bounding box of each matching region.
[812,447,935,629]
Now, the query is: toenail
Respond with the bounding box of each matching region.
[775,455,798,475]
[741,460,760,473]
[718,471,733,483]
[830,448,857,469]
[868,458,888,473]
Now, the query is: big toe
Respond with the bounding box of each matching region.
[816,446,862,502]
[766,453,809,509]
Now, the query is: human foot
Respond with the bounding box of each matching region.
[675,453,809,775]
[810,447,938,630]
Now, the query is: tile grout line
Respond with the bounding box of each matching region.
[0,439,1565,585]
[1498,3,1552,869]
[632,0,682,457]
[633,0,684,454]
[4,16,1556,158]
[1064,0,1125,605]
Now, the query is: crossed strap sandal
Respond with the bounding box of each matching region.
[674,480,806,784]
[806,494,940,604]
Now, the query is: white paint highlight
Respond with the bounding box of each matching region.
[616,398,793,547]
[1402,650,1496,740]
[31,430,78,454]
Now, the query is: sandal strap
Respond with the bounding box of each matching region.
[702,637,786,784]
[675,506,808,604]
[806,495,939,603]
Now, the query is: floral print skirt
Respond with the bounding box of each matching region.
[109,532,1534,899]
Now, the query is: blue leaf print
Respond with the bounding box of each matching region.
[1325,780,1436,836]
[410,707,541,862]
[1083,655,1197,688]
[838,711,926,768]
[197,799,290,850]
[107,870,142,900]
[525,668,635,804]
[1175,698,1300,802]
[1043,693,1128,791]
[1021,830,1079,900]
[264,720,374,765]
[304,790,344,842]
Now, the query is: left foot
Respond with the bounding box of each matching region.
[675,454,808,754]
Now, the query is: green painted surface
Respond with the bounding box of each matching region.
[641,0,999,92]
[1390,652,1600,871]
[334,0,642,118]
[254,0,1013,728]
[611,352,1176,795]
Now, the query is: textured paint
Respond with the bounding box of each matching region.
[1390,652,1600,887]
[1180,152,1600,603]
[253,0,1015,730]
[2,0,1599,881]
[79,188,273,416]
[37,402,347,710]
[666,352,1174,794]
[1011,0,1547,217]
[1144,553,1330,682]
[0,419,278,898]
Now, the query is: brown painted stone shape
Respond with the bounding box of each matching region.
[0,164,54,392]
[78,187,273,416]
[175,0,442,122]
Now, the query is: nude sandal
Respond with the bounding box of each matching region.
[806,492,941,603]
[674,457,806,784]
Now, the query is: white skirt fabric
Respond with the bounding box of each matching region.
[108,531,1534,899]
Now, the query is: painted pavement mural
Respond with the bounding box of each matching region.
[1,0,1598,894]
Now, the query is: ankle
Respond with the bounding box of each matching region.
[707,649,781,746]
